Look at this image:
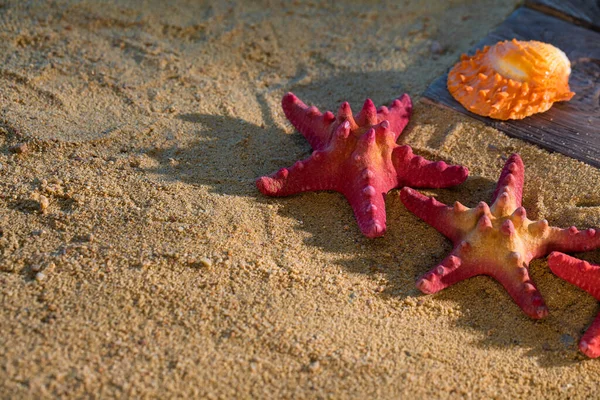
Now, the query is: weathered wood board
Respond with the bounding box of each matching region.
[423,7,600,167]
[526,0,600,31]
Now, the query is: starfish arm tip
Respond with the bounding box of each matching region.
[399,186,414,196]
[398,186,424,205]
[415,257,462,294]
[282,91,297,101]
[392,93,413,112]
[416,277,438,294]
[448,165,470,184]
[580,339,600,358]
[507,153,522,162]
[508,285,549,319]
[579,340,593,357]
[361,221,386,238]
[281,92,304,111]
[579,313,600,358]
[281,93,337,150]
[256,176,279,196]
[491,153,525,206]
[399,92,412,105]
[496,267,549,319]
[547,251,565,264]
[386,94,413,139]
[531,304,549,319]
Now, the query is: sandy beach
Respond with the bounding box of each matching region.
[2,0,600,398]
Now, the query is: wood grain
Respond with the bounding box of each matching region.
[526,0,600,32]
[423,7,600,167]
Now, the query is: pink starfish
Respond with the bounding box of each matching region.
[257,92,469,238]
[548,252,600,358]
[400,154,600,318]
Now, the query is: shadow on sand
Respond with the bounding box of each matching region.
[141,69,592,367]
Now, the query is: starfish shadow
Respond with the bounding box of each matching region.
[431,263,598,367]
[139,80,597,365]
[138,71,501,305]
[400,173,600,367]
[139,111,421,299]
[422,233,600,367]
[142,72,478,301]
[141,69,423,238]
[140,112,300,197]
[140,67,600,363]
[141,68,417,198]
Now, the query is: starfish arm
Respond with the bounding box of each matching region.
[416,253,475,293]
[282,92,336,151]
[489,263,549,319]
[417,253,548,319]
[580,313,600,358]
[547,252,600,299]
[393,145,469,188]
[548,252,600,357]
[490,154,524,213]
[542,226,600,254]
[345,189,387,238]
[375,94,413,140]
[256,152,335,196]
[355,99,378,127]
[400,187,464,242]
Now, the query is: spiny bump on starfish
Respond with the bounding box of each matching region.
[257,92,469,238]
[548,252,600,358]
[400,154,600,319]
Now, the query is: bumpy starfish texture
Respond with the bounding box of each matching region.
[400,154,600,318]
[548,252,600,358]
[257,92,469,238]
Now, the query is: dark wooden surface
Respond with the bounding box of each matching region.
[423,7,600,168]
[526,0,600,32]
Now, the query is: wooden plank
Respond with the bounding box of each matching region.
[526,0,600,32]
[423,7,600,168]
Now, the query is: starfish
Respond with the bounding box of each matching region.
[256,92,469,238]
[548,252,600,358]
[400,154,600,319]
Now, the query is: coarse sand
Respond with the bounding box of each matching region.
[1,0,600,398]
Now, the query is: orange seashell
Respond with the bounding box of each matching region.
[447,39,575,120]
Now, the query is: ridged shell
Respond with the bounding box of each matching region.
[447,39,575,120]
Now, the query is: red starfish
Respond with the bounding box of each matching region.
[400,154,600,318]
[257,93,469,238]
[548,252,600,358]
